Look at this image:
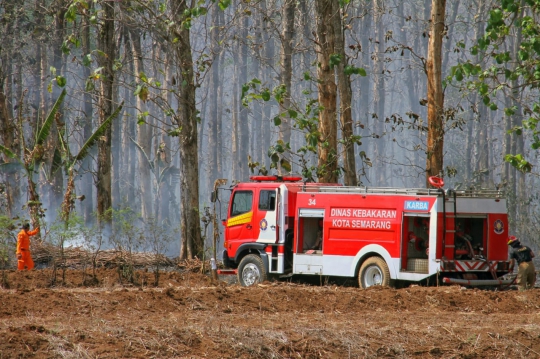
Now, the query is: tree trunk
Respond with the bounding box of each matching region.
[372,0,386,185]
[425,0,446,184]
[159,132,172,223]
[231,45,240,180]
[397,1,423,185]
[278,0,295,175]
[261,7,275,169]
[315,0,338,183]
[96,0,116,221]
[354,1,371,184]
[250,9,263,172]
[130,28,153,220]
[511,3,526,221]
[50,0,67,213]
[80,5,95,224]
[207,5,222,185]
[171,1,202,259]
[28,0,47,224]
[111,30,122,212]
[442,1,460,72]
[238,12,250,181]
[0,0,18,216]
[464,0,486,186]
[333,4,357,186]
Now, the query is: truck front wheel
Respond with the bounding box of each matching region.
[358,257,391,289]
[238,254,267,287]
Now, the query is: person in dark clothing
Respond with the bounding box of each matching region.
[508,236,536,290]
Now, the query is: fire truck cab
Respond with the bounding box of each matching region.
[216,176,512,288]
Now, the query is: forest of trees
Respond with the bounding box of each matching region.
[1,0,539,260]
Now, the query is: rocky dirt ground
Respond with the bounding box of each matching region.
[0,267,539,359]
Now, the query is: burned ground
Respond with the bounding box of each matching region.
[1,268,539,358]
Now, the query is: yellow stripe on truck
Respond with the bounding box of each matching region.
[227,211,253,227]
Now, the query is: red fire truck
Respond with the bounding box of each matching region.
[214,175,513,287]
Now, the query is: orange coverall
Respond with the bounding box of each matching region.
[16,227,39,270]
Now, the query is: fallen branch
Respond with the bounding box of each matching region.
[31,242,174,268]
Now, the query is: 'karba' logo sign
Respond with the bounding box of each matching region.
[404,201,429,211]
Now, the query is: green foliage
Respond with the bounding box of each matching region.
[48,213,85,253]
[0,216,17,270]
[344,65,367,77]
[37,89,67,147]
[504,154,532,172]
[452,0,540,170]
[143,218,177,286]
[0,89,67,221]
[0,145,21,163]
[85,78,95,92]
[134,85,149,102]
[70,101,124,167]
[52,215,77,237]
[167,127,182,137]
[240,78,263,106]
[240,75,352,180]
[107,207,145,284]
[247,155,268,175]
[82,54,92,67]
[55,76,67,87]
[329,53,342,68]
[267,141,292,172]
[218,0,231,11]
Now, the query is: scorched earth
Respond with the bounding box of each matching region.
[0,268,539,358]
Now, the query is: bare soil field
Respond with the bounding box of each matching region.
[1,267,539,359]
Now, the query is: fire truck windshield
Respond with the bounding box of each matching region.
[231,191,253,216]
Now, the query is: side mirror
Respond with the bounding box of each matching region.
[211,190,218,203]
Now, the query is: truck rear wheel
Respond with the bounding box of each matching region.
[238,254,267,287]
[358,257,391,289]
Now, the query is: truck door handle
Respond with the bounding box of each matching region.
[246,224,252,229]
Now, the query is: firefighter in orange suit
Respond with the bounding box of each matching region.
[16,223,39,270]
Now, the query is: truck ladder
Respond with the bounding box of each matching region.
[442,189,457,259]
[306,186,441,196]
[303,185,502,198]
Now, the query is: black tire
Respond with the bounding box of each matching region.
[237,254,267,287]
[358,257,391,289]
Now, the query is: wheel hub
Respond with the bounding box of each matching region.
[364,266,383,287]
[242,263,261,286]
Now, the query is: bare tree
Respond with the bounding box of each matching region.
[333,3,358,186]
[79,2,96,223]
[169,1,202,259]
[278,0,296,174]
[315,0,338,183]
[96,0,117,221]
[0,0,19,216]
[129,27,153,220]
[371,0,387,185]
[425,0,446,183]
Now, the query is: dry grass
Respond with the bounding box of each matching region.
[0,268,539,358]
